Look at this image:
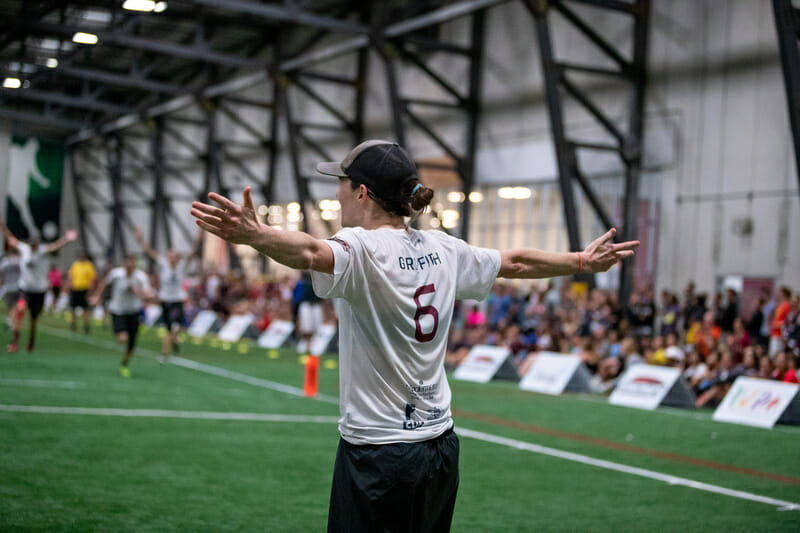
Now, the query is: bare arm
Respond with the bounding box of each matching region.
[0,220,20,250]
[190,187,334,274]
[89,277,108,306]
[133,227,160,263]
[46,229,78,254]
[498,228,639,279]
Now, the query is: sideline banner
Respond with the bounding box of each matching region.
[712,377,800,429]
[609,365,695,410]
[188,310,218,338]
[453,345,519,383]
[297,324,337,355]
[257,320,294,349]
[519,353,591,395]
[217,314,254,342]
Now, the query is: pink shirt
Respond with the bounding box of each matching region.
[48,269,62,288]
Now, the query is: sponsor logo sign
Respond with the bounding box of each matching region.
[217,314,254,342]
[307,324,337,356]
[609,365,683,410]
[187,310,217,338]
[453,345,513,383]
[713,377,799,428]
[257,320,294,349]
[520,353,583,395]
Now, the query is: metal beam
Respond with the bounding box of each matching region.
[56,65,183,95]
[193,0,367,34]
[0,87,134,114]
[20,19,260,68]
[0,107,84,131]
[773,0,800,196]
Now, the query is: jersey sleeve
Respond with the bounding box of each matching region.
[311,228,362,300]
[452,239,501,301]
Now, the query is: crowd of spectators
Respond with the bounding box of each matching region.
[445,281,800,407]
[4,248,799,409]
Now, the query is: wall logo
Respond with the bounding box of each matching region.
[6,137,64,240]
[616,375,664,397]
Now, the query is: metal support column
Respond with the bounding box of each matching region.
[525,0,649,304]
[67,147,89,254]
[773,0,800,195]
[106,134,127,261]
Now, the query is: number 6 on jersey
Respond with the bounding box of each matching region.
[413,284,438,342]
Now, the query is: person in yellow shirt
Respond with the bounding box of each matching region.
[69,253,96,333]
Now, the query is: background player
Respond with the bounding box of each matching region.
[68,252,97,334]
[90,255,151,377]
[133,226,202,362]
[0,221,77,352]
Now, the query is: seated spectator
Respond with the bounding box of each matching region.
[683,347,707,385]
[589,356,622,394]
[465,305,486,329]
[771,350,799,383]
[735,346,759,378]
[758,355,774,379]
[696,348,737,408]
[620,337,644,368]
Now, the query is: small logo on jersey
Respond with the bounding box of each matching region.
[403,402,425,430]
[328,237,351,253]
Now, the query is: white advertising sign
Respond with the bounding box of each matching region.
[143,304,162,327]
[453,345,515,383]
[297,324,337,355]
[217,314,254,342]
[187,310,217,338]
[257,320,295,349]
[712,377,800,429]
[520,353,590,395]
[609,365,694,410]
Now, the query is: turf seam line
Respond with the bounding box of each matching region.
[0,404,339,423]
[38,325,339,404]
[456,428,800,512]
[454,409,800,486]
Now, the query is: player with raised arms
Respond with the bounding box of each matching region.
[190,140,639,532]
[133,226,202,362]
[0,221,77,353]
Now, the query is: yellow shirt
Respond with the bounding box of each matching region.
[69,260,96,291]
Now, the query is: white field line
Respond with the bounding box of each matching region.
[0,378,86,389]
[36,324,799,511]
[0,404,338,424]
[39,325,339,404]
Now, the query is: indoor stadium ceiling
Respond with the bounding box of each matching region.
[0,0,453,140]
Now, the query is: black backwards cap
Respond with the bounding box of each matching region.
[316,140,418,202]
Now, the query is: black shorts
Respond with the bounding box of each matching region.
[70,290,89,309]
[327,426,459,533]
[112,313,140,336]
[23,291,46,319]
[161,301,186,330]
[3,289,20,309]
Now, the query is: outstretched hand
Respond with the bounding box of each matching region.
[64,229,78,242]
[581,228,639,273]
[190,186,263,246]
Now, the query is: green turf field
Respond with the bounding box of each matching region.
[2,314,799,531]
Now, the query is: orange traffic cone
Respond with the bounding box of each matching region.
[304,354,319,397]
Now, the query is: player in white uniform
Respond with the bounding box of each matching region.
[0,221,77,352]
[90,255,151,377]
[190,140,639,531]
[134,227,202,361]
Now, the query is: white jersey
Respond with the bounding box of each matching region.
[0,256,21,291]
[18,242,49,293]
[312,227,500,445]
[158,257,187,302]
[107,267,150,315]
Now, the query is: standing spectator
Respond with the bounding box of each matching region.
[68,252,97,334]
[747,294,768,349]
[47,264,62,311]
[769,287,792,357]
[719,288,739,333]
[659,291,680,337]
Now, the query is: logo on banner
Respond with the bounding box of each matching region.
[726,386,783,412]
[616,376,665,398]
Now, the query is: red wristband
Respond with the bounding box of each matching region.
[576,252,583,274]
